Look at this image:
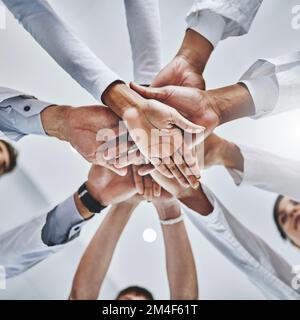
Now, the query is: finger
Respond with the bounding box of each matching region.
[112,149,145,168]
[153,180,161,198]
[181,145,201,178]
[150,158,173,179]
[130,82,173,102]
[172,110,206,133]
[173,150,200,189]
[132,166,144,195]
[94,151,128,176]
[138,164,155,176]
[165,157,190,188]
[143,175,153,201]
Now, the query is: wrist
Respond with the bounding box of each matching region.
[41,105,72,141]
[102,82,145,118]
[208,83,256,125]
[222,141,244,172]
[154,201,181,221]
[74,192,94,220]
[177,29,213,73]
[178,185,213,216]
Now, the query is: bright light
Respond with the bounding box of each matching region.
[142,228,157,243]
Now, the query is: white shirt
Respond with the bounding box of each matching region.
[228,145,300,202]
[0,195,87,279]
[3,0,162,101]
[183,185,300,300]
[186,0,263,47]
[240,52,300,119]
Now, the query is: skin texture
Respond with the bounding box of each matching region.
[101,82,203,187]
[0,141,10,176]
[151,29,213,89]
[41,105,129,176]
[130,83,255,139]
[277,197,300,248]
[70,184,198,300]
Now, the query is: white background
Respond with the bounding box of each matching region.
[0,0,300,300]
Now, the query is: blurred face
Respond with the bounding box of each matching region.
[117,293,149,300]
[0,141,10,176]
[277,196,300,248]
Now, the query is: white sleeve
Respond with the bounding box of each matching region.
[227,145,300,202]
[182,185,300,300]
[124,0,162,84]
[240,51,300,119]
[186,0,263,47]
[0,195,85,279]
[3,0,121,102]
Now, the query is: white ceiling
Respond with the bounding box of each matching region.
[0,0,300,299]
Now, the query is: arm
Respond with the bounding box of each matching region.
[70,198,140,300]
[186,0,263,47]
[153,195,199,300]
[0,90,127,174]
[124,0,162,84]
[132,48,300,131]
[151,0,263,89]
[3,0,120,101]
[150,173,300,300]
[202,134,300,202]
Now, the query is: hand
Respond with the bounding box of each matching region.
[101,83,204,188]
[130,83,255,138]
[86,165,137,206]
[41,105,128,176]
[151,29,213,89]
[197,134,244,171]
[130,83,219,138]
[132,165,161,201]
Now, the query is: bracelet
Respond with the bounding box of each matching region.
[160,214,184,226]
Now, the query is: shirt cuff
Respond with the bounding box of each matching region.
[186,9,226,47]
[239,76,279,119]
[41,195,86,246]
[0,96,53,137]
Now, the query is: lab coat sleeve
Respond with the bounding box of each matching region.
[0,195,87,278]
[186,0,263,47]
[182,185,300,300]
[124,0,162,84]
[240,51,300,119]
[3,0,121,102]
[0,87,52,141]
[227,145,300,202]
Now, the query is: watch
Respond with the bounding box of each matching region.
[78,182,107,214]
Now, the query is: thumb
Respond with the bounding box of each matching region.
[130,82,173,102]
[172,109,206,133]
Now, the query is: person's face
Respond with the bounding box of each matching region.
[277,196,300,248]
[0,141,10,176]
[117,293,149,300]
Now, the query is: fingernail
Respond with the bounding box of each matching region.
[193,182,200,189]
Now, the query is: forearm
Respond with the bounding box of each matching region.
[102,82,145,118]
[209,83,256,126]
[70,201,137,300]
[3,0,120,101]
[177,29,213,74]
[155,202,198,300]
[124,0,162,84]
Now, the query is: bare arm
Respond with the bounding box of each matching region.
[70,197,140,300]
[152,193,199,300]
